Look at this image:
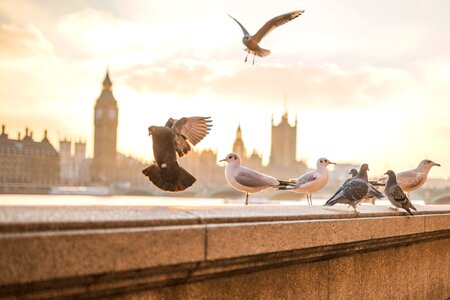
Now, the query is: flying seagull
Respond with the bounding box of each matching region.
[280,157,336,205]
[377,159,440,196]
[384,170,417,216]
[324,164,370,213]
[142,116,212,192]
[228,10,305,64]
[220,152,293,205]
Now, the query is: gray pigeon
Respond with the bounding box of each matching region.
[351,169,385,204]
[384,170,417,216]
[324,164,370,213]
[327,168,358,201]
[142,116,212,192]
[328,168,383,205]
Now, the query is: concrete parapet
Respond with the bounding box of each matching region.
[0,204,449,299]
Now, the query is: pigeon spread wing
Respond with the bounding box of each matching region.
[252,10,304,43]
[170,117,212,157]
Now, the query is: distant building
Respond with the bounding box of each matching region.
[266,112,306,179]
[59,139,91,185]
[178,149,225,193]
[116,153,148,189]
[178,111,307,194]
[91,70,119,184]
[232,124,247,159]
[0,126,59,188]
[269,112,300,167]
[89,70,147,189]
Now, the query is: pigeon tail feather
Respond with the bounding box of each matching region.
[142,164,196,192]
[404,207,414,216]
[324,196,344,206]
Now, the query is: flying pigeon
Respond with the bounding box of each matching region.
[142,116,212,192]
[220,152,293,205]
[324,164,370,213]
[384,170,417,216]
[280,157,336,205]
[228,10,305,64]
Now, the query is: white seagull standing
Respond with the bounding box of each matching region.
[220,153,293,205]
[281,157,336,205]
[228,10,305,64]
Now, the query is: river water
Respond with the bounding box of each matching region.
[0,194,425,206]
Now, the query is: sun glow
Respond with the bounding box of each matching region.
[0,0,449,180]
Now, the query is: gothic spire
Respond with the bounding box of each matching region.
[103,68,112,91]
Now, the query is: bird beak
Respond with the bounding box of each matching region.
[219,158,226,162]
[329,161,337,165]
[148,128,152,136]
[433,162,441,167]
[384,172,388,175]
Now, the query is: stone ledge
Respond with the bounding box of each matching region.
[0,204,449,299]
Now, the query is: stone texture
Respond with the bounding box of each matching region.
[121,260,329,300]
[0,225,205,285]
[0,206,200,232]
[424,214,450,232]
[0,204,449,298]
[181,205,450,224]
[122,239,449,300]
[206,216,425,260]
[327,238,450,300]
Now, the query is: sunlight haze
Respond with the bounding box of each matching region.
[1,0,449,178]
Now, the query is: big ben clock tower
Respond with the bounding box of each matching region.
[91,69,118,183]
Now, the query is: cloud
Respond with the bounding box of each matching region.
[124,60,416,109]
[0,23,54,57]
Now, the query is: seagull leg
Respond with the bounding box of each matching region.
[352,205,359,214]
[252,54,256,65]
[245,193,249,205]
[244,52,249,63]
[310,194,313,205]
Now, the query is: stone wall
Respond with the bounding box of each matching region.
[0,204,448,299]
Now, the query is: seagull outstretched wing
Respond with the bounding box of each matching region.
[253,10,304,43]
[228,14,250,36]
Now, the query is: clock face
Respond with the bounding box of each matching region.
[108,110,116,119]
[95,108,102,119]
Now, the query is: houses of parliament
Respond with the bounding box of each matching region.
[0,70,307,195]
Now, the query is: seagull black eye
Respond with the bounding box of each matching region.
[325,160,328,162]
[320,160,323,163]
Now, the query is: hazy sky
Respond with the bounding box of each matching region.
[0,0,449,178]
